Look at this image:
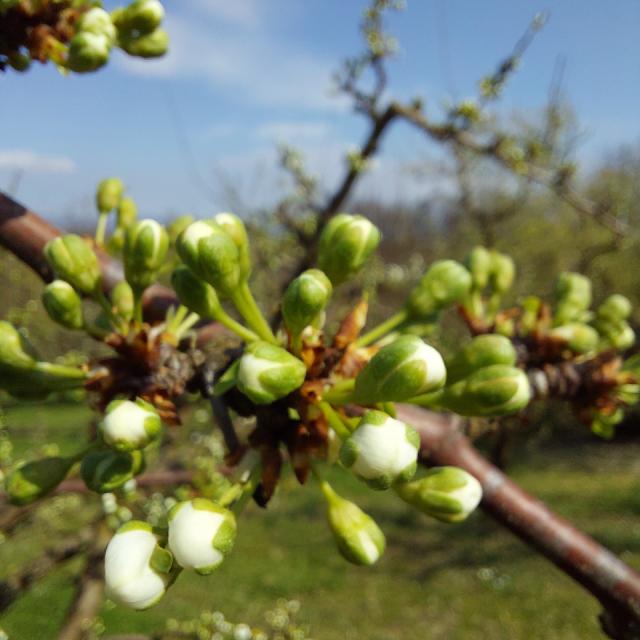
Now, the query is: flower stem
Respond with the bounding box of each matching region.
[231,282,277,343]
[95,212,108,246]
[355,309,409,348]
[319,401,352,440]
[214,309,260,343]
[322,378,356,405]
[406,389,444,408]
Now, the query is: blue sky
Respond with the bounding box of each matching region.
[1,0,639,226]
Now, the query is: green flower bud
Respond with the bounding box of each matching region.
[466,246,492,290]
[597,294,632,323]
[8,51,30,72]
[120,28,169,58]
[553,272,592,325]
[117,196,138,228]
[167,214,194,244]
[214,212,251,280]
[520,295,542,334]
[44,234,101,295]
[42,280,84,330]
[100,398,162,451]
[122,0,165,34]
[489,251,515,294]
[354,335,446,404]
[5,456,74,505]
[591,408,624,440]
[67,32,111,73]
[437,365,531,417]
[78,7,117,44]
[237,341,307,404]
[282,269,332,336]
[111,281,135,322]
[321,482,385,566]
[177,220,240,296]
[168,499,236,574]
[317,214,381,285]
[406,260,472,318]
[105,520,173,610]
[446,334,517,384]
[606,324,636,351]
[171,266,222,319]
[394,466,482,523]
[549,323,599,354]
[340,410,419,490]
[124,219,169,292]
[81,449,144,493]
[0,321,37,371]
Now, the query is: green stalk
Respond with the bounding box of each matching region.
[322,378,356,406]
[230,464,262,515]
[133,291,144,325]
[231,282,277,343]
[173,313,200,340]
[93,287,128,333]
[291,332,303,356]
[319,401,352,440]
[34,361,87,381]
[355,309,410,348]
[95,212,109,246]
[214,309,260,343]
[406,389,444,408]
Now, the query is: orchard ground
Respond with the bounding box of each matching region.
[2,402,640,639]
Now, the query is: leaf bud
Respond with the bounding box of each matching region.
[394,466,482,523]
[340,410,419,490]
[167,499,237,574]
[5,456,74,505]
[354,335,446,403]
[237,341,307,404]
[317,214,381,285]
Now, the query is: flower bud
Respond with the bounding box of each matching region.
[597,294,632,323]
[437,364,531,417]
[105,520,173,610]
[8,51,30,72]
[168,499,236,574]
[67,32,111,73]
[604,324,636,351]
[81,449,144,493]
[591,408,624,440]
[317,214,381,285]
[111,281,135,322]
[237,341,307,404]
[354,335,446,403]
[44,234,101,295]
[340,410,419,490]
[466,246,491,290]
[100,398,162,451]
[117,196,138,228]
[214,212,251,280]
[446,334,517,384]
[553,272,592,325]
[282,269,332,336]
[122,0,164,34]
[321,482,385,565]
[167,214,194,244]
[124,219,169,292]
[177,220,240,297]
[120,28,169,58]
[78,8,117,44]
[406,260,472,319]
[549,323,599,354]
[171,266,222,320]
[489,251,515,294]
[5,456,74,505]
[42,280,84,330]
[0,321,37,371]
[394,467,482,523]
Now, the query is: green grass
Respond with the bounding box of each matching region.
[2,403,640,638]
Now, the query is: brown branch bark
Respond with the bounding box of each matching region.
[398,404,640,638]
[57,524,110,640]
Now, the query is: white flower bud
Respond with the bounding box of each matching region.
[105,521,173,610]
[168,499,237,574]
[340,410,419,490]
[100,398,162,451]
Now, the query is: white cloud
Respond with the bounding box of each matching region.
[187,0,260,28]
[256,120,332,142]
[0,149,76,174]
[115,9,345,112]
